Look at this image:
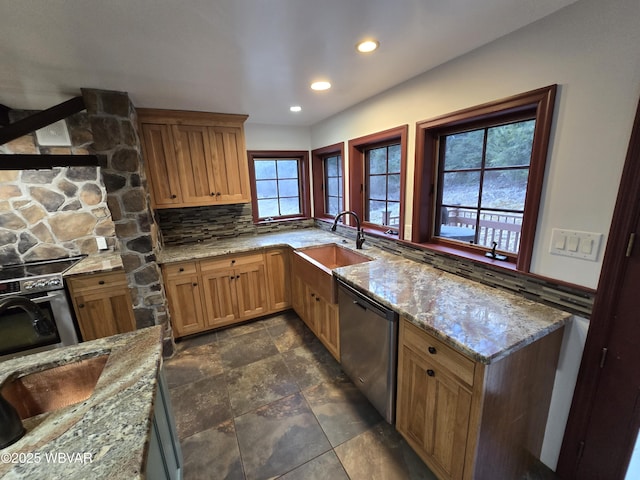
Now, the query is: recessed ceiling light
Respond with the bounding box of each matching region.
[290,105,302,112]
[310,81,331,91]
[356,40,379,53]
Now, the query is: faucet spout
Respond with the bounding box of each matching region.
[331,210,366,249]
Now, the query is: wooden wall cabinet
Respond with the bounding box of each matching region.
[66,270,136,341]
[138,109,250,209]
[396,318,564,480]
[290,253,340,361]
[162,249,286,338]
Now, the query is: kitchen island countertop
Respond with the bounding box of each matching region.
[158,229,571,364]
[0,326,163,480]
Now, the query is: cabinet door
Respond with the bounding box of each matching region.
[316,299,340,361]
[234,261,268,320]
[140,123,182,207]
[265,248,290,312]
[165,274,206,337]
[209,126,250,203]
[73,287,136,341]
[173,125,217,205]
[291,273,306,318]
[303,284,319,334]
[201,268,237,328]
[397,346,471,480]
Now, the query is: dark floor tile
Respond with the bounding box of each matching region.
[226,354,299,416]
[304,380,383,447]
[335,422,437,480]
[219,329,280,370]
[278,451,349,480]
[164,343,224,389]
[170,375,231,439]
[235,393,332,480]
[282,339,347,390]
[217,319,266,339]
[175,330,218,352]
[265,314,316,353]
[182,419,245,480]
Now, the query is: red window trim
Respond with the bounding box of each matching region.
[411,85,557,271]
[247,150,311,223]
[348,125,408,239]
[311,142,345,221]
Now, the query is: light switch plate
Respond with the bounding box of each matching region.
[550,229,602,261]
[96,236,108,250]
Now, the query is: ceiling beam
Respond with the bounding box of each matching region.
[0,154,100,170]
[0,96,85,145]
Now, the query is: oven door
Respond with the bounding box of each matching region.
[0,291,79,361]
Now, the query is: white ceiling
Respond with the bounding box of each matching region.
[0,0,578,126]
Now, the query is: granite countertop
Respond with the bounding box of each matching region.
[158,229,571,364]
[0,326,163,480]
[64,251,124,277]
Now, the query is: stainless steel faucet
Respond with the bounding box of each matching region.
[331,210,366,249]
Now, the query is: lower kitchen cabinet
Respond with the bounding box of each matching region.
[396,318,564,480]
[265,248,291,311]
[162,249,281,338]
[291,269,340,361]
[66,270,136,341]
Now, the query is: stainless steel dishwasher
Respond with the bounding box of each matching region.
[338,279,399,424]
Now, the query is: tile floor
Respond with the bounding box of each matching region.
[164,311,559,480]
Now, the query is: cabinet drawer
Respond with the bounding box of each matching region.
[67,270,128,292]
[200,252,264,271]
[163,262,198,277]
[402,318,475,387]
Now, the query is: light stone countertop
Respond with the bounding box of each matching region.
[0,326,163,480]
[64,251,124,277]
[158,229,571,364]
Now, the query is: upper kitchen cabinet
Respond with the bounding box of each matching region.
[137,109,250,209]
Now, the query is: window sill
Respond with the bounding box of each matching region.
[255,216,310,225]
[399,240,518,272]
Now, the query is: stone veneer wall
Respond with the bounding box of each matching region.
[157,203,314,246]
[82,88,171,354]
[0,111,117,264]
[318,221,595,317]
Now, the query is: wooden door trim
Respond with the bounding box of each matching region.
[557,95,640,477]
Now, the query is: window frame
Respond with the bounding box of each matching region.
[412,85,557,271]
[348,125,408,238]
[311,142,345,221]
[247,150,311,223]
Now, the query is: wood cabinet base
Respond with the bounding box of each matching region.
[396,318,564,480]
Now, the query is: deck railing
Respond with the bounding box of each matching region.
[445,208,522,253]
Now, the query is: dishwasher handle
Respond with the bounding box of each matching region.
[337,279,398,322]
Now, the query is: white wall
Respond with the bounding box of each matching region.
[244,123,311,151]
[311,0,640,290]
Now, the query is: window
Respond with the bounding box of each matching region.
[247,150,310,222]
[349,126,408,237]
[311,143,345,220]
[412,85,557,271]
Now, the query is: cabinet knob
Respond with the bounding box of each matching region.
[315,297,320,302]
[230,276,234,281]
[231,259,236,264]
[310,293,315,297]
[235,275,240,279]
[216,192,221,196]
[210,192,215,196]
[192,283,198,287]
[428,346,437,355]
[426,369,435,377]
[98,280,105,285]
[179,267,184,272]
[171,194,177,199]
[79,304,85,309]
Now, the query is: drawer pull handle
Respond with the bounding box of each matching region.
[98,280,105,285]
[426,369,435,377]
[428,346,437,355]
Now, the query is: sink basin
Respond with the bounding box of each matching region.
[293,244,372,303]
[1,354,109,420]
[296,244,372,270]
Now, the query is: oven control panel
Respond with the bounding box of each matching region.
[0,281,21,296]
[23,277,62,292]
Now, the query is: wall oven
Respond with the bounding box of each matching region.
[0,257,82,361]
